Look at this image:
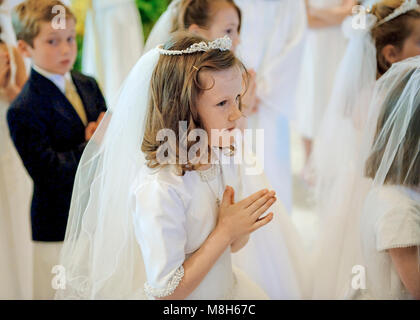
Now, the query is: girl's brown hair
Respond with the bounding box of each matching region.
[141,32,247,175]
[371,0,420,76]
[172,0,242,34]
[365,70,420,187]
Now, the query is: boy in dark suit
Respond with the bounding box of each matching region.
[7,0,106,299]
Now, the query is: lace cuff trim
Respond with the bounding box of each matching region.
[144,266,184,299]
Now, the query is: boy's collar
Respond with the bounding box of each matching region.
[32,64,72,94]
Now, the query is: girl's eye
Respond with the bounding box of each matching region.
[47,39,58,45]
[226,29,232,35]
[217,100,227,107]
[68,36,75,43]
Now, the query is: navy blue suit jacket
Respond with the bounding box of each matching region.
[7,69,107,241]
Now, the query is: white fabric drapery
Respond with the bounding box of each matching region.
[82,0,144,104]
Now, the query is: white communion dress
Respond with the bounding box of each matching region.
[296,0,348,139]
[360,185,420,300]
[82,0,144,104]
[0,44,33,299]
[131,149,309,299]
[131,164,268,299]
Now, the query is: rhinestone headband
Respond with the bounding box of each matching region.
[158,35,232,56]
[376,0,420,26]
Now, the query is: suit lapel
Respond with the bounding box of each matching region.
[30,69,86,127]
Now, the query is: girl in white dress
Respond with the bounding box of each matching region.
[56,33,307,300]
[143,0,310,299]
[359,56,420,299]
[311,0,420,299]
[296,0,354,168]
[0,4,32,299]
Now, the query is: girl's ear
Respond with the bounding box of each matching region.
[381,44,401,65]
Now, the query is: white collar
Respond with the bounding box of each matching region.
[32,65,72,94]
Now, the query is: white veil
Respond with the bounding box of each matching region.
[143,0,180,53]
[312,13,378,210]
[360,55,420,187]
[55,49,160,299]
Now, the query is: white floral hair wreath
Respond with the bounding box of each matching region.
[158,35,232,56]
[376,0,420,27]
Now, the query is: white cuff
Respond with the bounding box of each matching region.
[144,266,185,299]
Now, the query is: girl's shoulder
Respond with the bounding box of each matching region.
[369,185,420,251]
[368,184,420,209]
[131,165,192,206]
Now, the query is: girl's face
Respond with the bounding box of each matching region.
[398,19,420,61]
[196,66,243,148]
[190,1,240,52]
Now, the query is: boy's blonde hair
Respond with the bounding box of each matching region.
[12,0,76,47]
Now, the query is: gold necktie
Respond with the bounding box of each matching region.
[65,78,88,126]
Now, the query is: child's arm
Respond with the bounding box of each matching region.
[388,247,420,299]
[7,107,88,185]
[231,235,250,253]
[13,47,27,89]
[0,47,26,102]
[157,187,275,300]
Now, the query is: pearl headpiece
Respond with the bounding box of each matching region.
[158,36,232,56]
[376,0,420,26]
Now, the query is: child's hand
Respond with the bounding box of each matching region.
[0,49,20,102]
[216,186,276,243]
[84,112,106,141]
[342,0,357,14]
[85,122,98,141]
[96,112,105,124]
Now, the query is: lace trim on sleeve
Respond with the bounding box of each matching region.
[144,266,184,299]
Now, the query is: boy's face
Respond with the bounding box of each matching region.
[20,18,77,75]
